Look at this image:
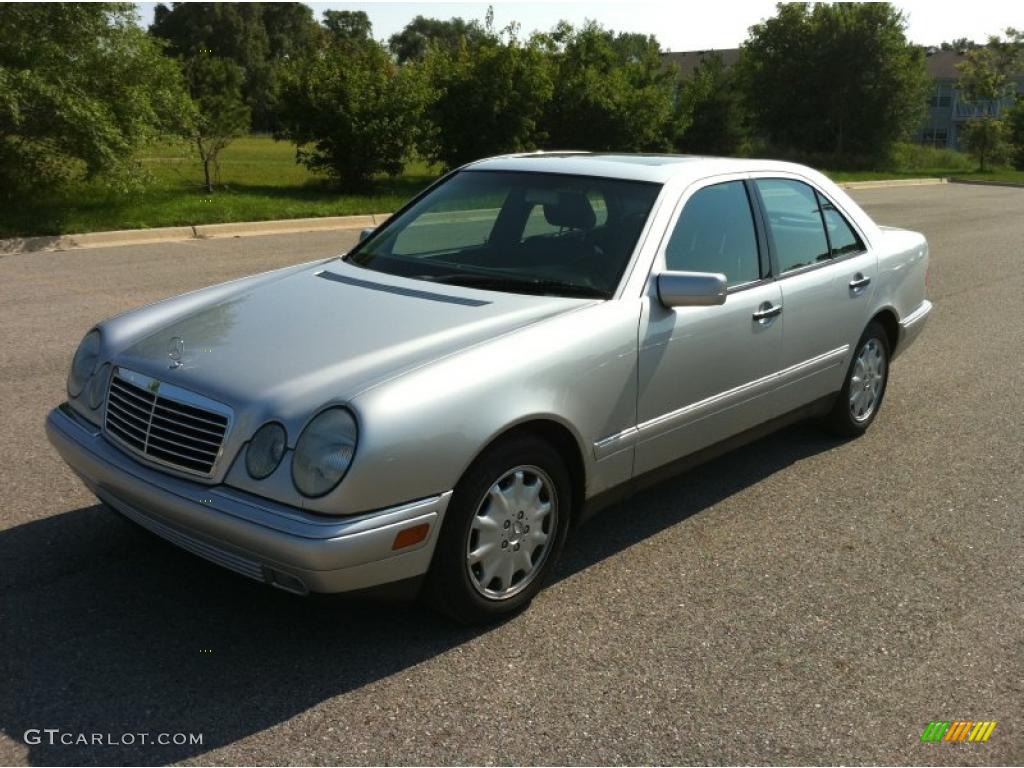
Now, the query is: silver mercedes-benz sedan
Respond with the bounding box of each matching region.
[47,153,931,622]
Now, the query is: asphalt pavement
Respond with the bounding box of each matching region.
[0,184,1021,765]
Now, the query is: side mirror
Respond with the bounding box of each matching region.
[656,271,728,308]
[358,227,374,243]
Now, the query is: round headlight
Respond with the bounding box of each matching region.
[292,407,358,497]
[246,422,287,480]
[87,363,111,410]
[67,330,101,398]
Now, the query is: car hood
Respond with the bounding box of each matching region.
[114,259,589,422]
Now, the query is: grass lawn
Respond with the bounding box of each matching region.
[825,168,1024,183]
[0,135,441,238]
[3,135,1021,239]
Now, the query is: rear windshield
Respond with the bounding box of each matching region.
[347,170,662,299]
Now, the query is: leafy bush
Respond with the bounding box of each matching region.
[423,20,553,169]
[0,3,191,200]
[961,118,1012,171]
[886,142,974,173]
[739,3,929,165]
[275,38,433,189]
[675,54,749,156]
[541,22,681,153]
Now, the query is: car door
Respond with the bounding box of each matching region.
[634,178,784,476]
[751,177,876,412]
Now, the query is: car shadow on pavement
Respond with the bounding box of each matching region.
[0,422,842,765]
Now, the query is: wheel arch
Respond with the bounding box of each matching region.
[466,417,588,526]
[870,307,900,356]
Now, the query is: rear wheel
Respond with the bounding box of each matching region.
[424,435,571,624]
[824,321,890,437]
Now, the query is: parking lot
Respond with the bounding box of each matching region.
[0,183,1021,765]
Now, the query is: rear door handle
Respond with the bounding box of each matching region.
[752,302,782,321]
[849,273,871,291]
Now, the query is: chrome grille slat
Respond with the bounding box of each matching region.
[107,422,146,450]
[152,403,227,434]
[108,393,153,422]
[103,369,230,477]
[147,431,220,458]
[148,422,222,450]
[146,446,214,472]
[149,410,225,438]
[109,382,156,408]
[154,400,227,428]
[106,409,149,438]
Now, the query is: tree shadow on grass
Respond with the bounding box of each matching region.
[0,422,841,765]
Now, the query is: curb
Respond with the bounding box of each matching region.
[0,212,393,256]
[947,178,1024,189]
[838,177,947,190]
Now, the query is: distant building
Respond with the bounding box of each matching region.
[917,48,1024,149]
[661,47,1024,151]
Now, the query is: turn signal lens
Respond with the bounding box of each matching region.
[392,523,430,550]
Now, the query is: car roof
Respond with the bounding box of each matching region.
[466,152,814,184]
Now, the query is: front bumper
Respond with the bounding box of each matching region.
[46,404,451,594]
[895,299,932,360]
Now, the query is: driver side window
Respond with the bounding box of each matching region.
[665,181,761,287]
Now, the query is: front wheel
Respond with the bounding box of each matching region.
[423,435,572,624]
[823,321,890,437]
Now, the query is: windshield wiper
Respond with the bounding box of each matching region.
[418,273,610,299]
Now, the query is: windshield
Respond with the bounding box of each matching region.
[346,170,662,299]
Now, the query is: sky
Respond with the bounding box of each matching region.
[134,1,1023,52]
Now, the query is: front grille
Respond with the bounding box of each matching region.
[104,369,229,476]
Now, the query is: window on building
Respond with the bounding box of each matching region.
[921,128,949,148]
[928,84,953,108]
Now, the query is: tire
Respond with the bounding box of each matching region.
[423,434,572,624]
[823,320,891,437]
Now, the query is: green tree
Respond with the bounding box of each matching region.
[676,54,748,156]
[275,36,431,189]
[389,15,486,64]
[739,2,929,164]
[0,3,190,199]
[540,21,681,153]
[185,56,251,192]
[956,29,1024,170]
[940,38,979,52]
[424,20,553,168]
[151,2,319,131]
[961,118,1011,171]
[1007,98,1024,170]
[322,10,373,45]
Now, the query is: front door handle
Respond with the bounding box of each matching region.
[752,302,782,321]
[849,273,872,291]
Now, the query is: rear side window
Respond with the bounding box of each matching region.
[817,192,864,257]
[754,179,830,273]
[665,181,761,287]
